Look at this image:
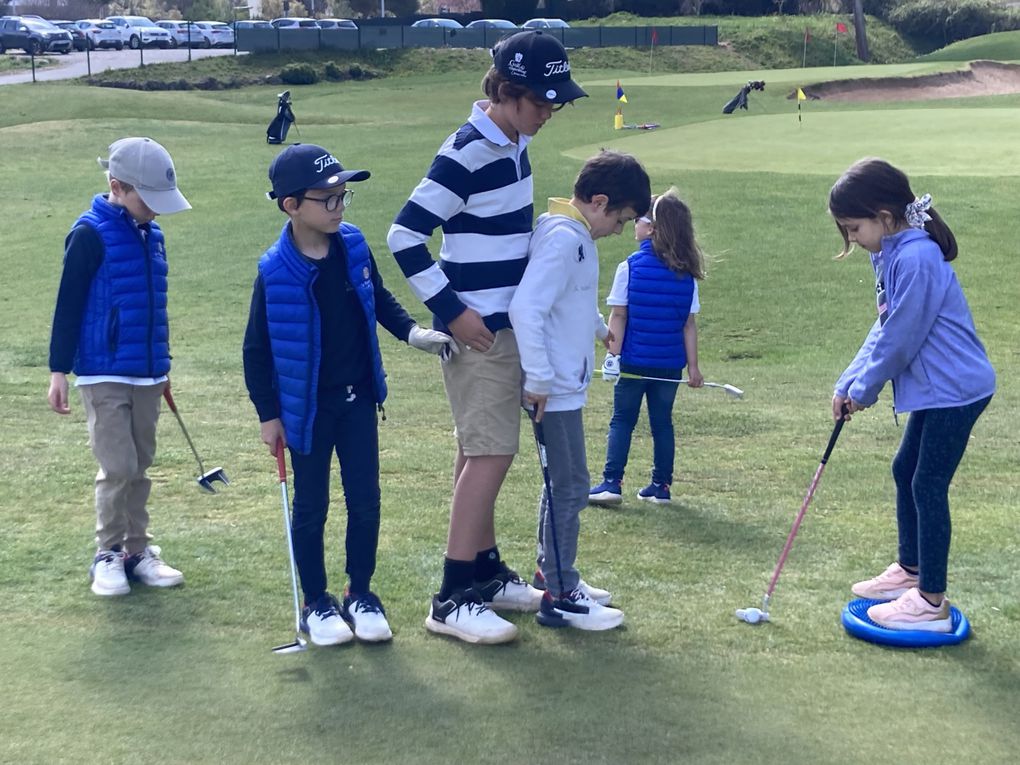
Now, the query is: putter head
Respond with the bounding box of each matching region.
[271,636,308,654]
[722,384,744,399]
[197,468,229,493]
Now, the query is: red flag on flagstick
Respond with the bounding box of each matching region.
[804,27,811,43]
[651,28,658,45]
[836,22,849,33]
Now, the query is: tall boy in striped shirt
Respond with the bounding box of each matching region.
[387,30,587,644]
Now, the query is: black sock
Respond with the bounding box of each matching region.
[439,558,474,601]
[473,546,501,582]
[900,562,919,575]
[919,592,943,608]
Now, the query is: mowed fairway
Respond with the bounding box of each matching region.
[1,60,1018,765]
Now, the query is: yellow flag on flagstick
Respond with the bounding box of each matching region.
[797,88,807,101]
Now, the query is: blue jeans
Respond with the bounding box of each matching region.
[601,377,680,486]
[891,395,991,594]
[289,385,381,603]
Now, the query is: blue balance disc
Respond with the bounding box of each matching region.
[842,598,970,648]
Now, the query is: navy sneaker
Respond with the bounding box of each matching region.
[342,589,393,642]
[637,482,671,504]
[532,568,612,606]
[473,563,542,612]
[536,589,624,631]
[589,479,623,507]
[425,588,518,644]
[300,593,354,646]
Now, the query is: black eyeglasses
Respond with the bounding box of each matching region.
[304,189,354,212]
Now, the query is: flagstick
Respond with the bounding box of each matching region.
[802,34,807,68]
[649,39,654,75]
[833,32,838,67]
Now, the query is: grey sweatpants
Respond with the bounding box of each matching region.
[533,409,589,596]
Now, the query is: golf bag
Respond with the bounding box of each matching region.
[267,91,296,144]
[722,80,766,114]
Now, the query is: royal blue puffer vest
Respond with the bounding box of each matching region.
[74,194,170,377]
[259,221,387,454]
[621,240,695,380]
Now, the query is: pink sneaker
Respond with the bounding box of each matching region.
[867,588,952,633]
[851,562,919,600]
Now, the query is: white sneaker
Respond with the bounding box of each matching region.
[533,569,612,606]
[537,589,625,631]
[301,593,355,646]
[424,588,518,644]
[474,563,542,612]
[127,545,184,587]
[342,591,393,642]
[90,549,130,596]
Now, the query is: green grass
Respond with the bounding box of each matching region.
[921,28,1020,61]
[1,52,1019,765]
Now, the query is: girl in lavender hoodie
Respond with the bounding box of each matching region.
[828,157,995,633]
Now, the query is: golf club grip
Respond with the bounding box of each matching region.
[162,386,177,413]
[275,441,287,482]
[821,405,850,464]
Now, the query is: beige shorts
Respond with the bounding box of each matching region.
[442,329,522,457]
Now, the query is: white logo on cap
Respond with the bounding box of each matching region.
[507,52,526,79]
[546,89,557,99]
[544,60,570,77]
[314,153,340,173]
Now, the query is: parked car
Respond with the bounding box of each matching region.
[316,18,358,30]
[50,20,88,51]
[195,21,234,48]
[0,16,73,54]
[522,18,570,29]
[233,20,272,30]
[411,18,464,29]
[73,19,124,50]
[155,21,201,48]
[270,18,320,29]
[465,19,517,30]
[105,15,172,49]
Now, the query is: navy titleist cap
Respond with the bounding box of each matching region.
[492,30,587,104]
[267,143,370,201]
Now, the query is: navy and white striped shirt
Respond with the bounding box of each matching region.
[387,101,533,333]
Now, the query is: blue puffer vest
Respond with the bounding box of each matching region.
[621,240,695,380]
[259,221,387,454]
[75,194,170,377]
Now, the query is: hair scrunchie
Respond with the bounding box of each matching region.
[905,193,932,229]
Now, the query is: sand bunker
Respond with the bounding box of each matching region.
[794,60,1020,102]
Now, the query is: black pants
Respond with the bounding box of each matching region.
[289,387,380,603]
[892,395,991,593]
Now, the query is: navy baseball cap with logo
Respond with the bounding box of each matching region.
[267,143,371,201]
[492,30,587,105]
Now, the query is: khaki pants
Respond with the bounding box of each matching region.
[79,381,165,554]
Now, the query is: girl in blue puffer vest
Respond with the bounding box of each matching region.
[589,189,707,507]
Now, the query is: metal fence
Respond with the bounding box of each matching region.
[236,26,718,53]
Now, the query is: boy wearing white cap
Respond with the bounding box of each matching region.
[48,137,191,597]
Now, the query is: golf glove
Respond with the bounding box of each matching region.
[408,325,457,358]
[602,353,621,382]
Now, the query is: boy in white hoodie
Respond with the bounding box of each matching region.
[509,151,650,630]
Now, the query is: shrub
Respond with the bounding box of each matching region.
[887,0,1020,47]
[324,60,345,80]
[280,62,319,85]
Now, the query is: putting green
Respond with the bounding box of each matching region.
[568,108,1020,176]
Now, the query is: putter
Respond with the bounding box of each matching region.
[527,407,565,610]
[272,441,308,655]
[737,407,848,625]
[162,388,229,493]
[608,371,744,398]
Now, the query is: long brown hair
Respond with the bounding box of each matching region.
[649,188,705,280]
[829,157,957,261]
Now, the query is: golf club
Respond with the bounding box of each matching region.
[605,370,744,398]
[736,407,848,625]
[162,388,229,493]
[272,441,308,654]
[527,407,565,609]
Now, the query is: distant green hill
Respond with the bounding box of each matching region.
[921,29,1020,61]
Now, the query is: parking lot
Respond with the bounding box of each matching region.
[0,45,238,84]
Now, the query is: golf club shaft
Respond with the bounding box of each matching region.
[276,442,303,635]
[528,408,564,597]
[163,387,207,473]
[764,414,846,599]
[610,371,742,395]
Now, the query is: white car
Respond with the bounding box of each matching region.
[73,19,124,50]
[411,18,464,29]
[316,18,358,30]
[270,18,320,29]
[522,18,570,29]
[105,15,172,49]
[155,20,210,48]
[195,21,234,48]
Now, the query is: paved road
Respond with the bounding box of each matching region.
[0,46,239,85]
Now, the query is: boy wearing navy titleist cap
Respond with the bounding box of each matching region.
[48,137,191,598]
[244,143,454,646]
[388,30,587,644]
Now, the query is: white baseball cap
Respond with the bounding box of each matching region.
[98,137,191,215]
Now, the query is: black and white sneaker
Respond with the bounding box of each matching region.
[342,590,393,642]
[300,593,354,646]
[532,569,612,606]
[474,563,542,612]
[536,589,624,631]
[424,588,518,644]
